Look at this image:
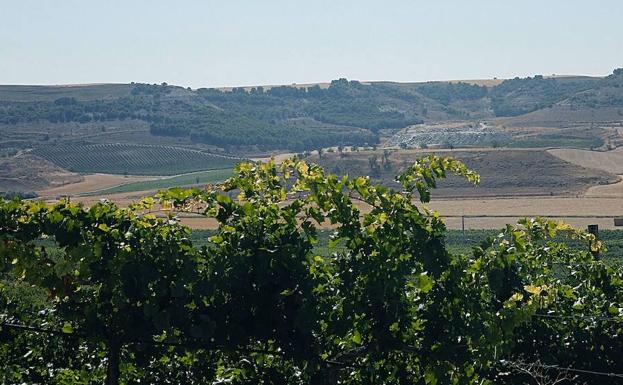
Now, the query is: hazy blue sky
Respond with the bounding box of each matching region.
[1,0,622,88]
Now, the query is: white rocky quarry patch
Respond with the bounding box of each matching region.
[386,122,510,148]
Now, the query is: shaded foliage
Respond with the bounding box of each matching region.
[1,156,621,384]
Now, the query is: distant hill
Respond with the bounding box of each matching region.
[1,68,623,192]
[0,83,135,102]
[1,69,622,153]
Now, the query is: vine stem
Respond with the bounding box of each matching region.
[105,337,121,385]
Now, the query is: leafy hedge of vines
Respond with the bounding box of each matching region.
[1,156,621,384]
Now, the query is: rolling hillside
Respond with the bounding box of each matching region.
[1,69,621,151]
[2,68,623,193]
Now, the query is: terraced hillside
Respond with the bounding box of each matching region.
[32,144,239,175]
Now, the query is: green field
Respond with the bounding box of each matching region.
[35,228,621,263]
[445,229,623,262]
[189,228,623,261]
[509,136,604,149]
[91,168,234,194]
[507,127,605,149]
[33,143,240,175]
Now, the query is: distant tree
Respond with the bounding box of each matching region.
[399,142,408,149]
[368,154,381,176]
[337,145,345,158]
[382,149,392,170]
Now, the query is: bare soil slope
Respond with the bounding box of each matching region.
[0,153,83,191]
[548,148,623,174]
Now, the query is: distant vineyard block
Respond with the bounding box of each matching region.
[33,144,239,175]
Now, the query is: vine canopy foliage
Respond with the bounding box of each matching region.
[1,155,621,385]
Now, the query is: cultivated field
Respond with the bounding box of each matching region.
[90,169,234,195]
[587,178,623,197]
[37,173,156,198]
[57,145,623,231]
[313,148,617,197]
[32,143,240,175]
[426,196,623,230]
[63,193,623,231]
[548,148,623,174]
